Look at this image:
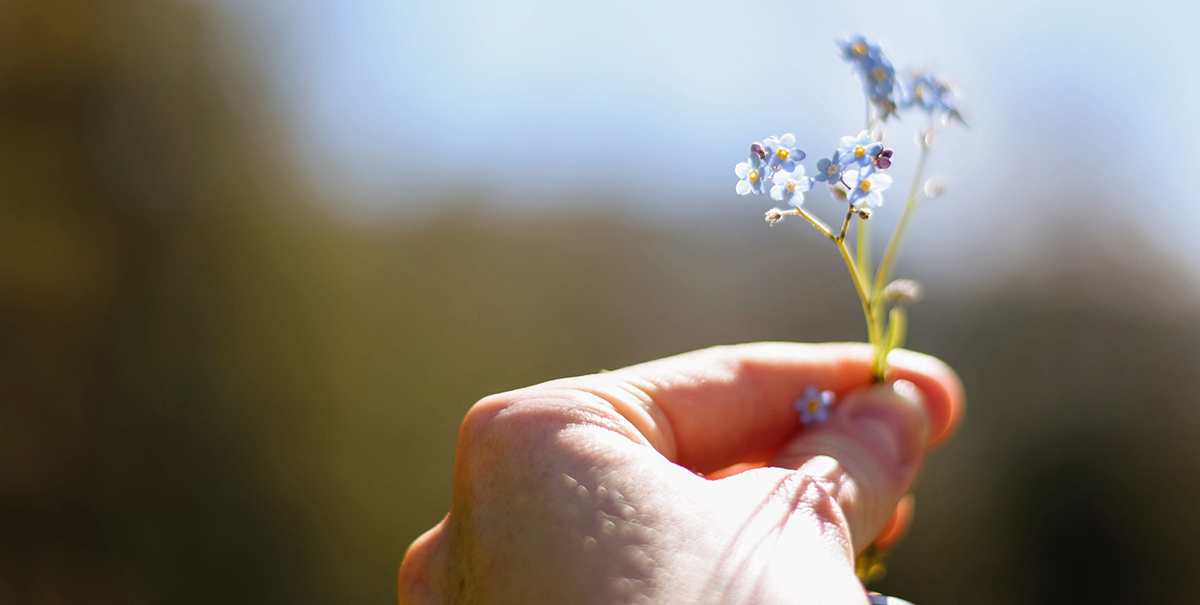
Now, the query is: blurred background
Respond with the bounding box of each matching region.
[2,0,1199,603]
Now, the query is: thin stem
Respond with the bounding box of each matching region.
[856,217,872,296]
[793,206,835,240]
[836,238,880,347]
[873,136,931,297]
[837,208,854,241]
[792,204,877,347]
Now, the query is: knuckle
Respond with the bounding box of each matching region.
[782,472,853,546]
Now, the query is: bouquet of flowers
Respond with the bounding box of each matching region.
[734,35,967,590]
[736,34,965,383]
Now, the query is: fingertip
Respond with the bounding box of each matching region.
[874,494,915,550]
[886,348,965,447]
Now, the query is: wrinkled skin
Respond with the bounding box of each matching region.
[400,343,964,605]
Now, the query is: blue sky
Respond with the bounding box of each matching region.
[211,0,1200,283]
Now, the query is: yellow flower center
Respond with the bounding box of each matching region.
[854,146,866,157]
[777,148,789,160]
[852,42,867,56]
[859,179,872,192]
[915,86,926,99]
[827,164,838,176]
[808,399,819,413]
[873,67,886,81]
[786,180,796,192]
[749,169,759,182]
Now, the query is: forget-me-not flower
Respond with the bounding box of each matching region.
[838,34,879,66]
[839,35,899,118]
[814,150,845,186]
[844,168,893,210]
[837,131,884,170]
[734,153,769,196]
[795,385,835,425]
[770,166,813,208]
[860,54,897,104]
[763,134,806,172]
[902,71,966,126]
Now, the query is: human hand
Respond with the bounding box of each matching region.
[400,343,964,604]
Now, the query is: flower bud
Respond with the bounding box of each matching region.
[873,148,893,170]
[882,279,924,305]
[750,142,767,160]
[765,209,784,226]
[923,178,946,199]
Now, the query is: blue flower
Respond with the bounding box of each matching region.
[734,153,769,196]
[838,34,880,66]
[814,150,845,185]
[860,54,898,105]
[763,133,806,172]
[770,166,813,208]
[902,71,966,126]
[837,131,884,170]
[844,168,893,210]
[839,36,900,118]
[795,385,834,425]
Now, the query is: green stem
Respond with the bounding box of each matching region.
[856,216,872,297]
[835,234,880,349]
[838,208,854,240]
[873,139,930,297]
[794,206,835,240]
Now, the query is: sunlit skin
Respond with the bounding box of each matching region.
[400,343,964,604]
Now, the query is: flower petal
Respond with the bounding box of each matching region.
[780,133,796,148]
[735,162,749,179]
[736,179,752,195]
[871,173,893,191]
[770,184,784,201]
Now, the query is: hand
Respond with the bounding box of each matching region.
[399,343,964,604]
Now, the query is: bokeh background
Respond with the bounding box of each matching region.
[3,0,1200,603]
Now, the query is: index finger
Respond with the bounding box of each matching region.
[602,342,964,474]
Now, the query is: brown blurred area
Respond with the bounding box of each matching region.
[2,1,1200,604]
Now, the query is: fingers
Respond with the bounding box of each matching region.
[601,342,963,473]
[874,494,915,550]
[768,381,929,550]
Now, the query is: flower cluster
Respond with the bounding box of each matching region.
[839,35,965,127]
[735,35,964,215]
[735,134,812,207]
[839,35,899,119]
[736,129,893,212]
[901,70,966,126]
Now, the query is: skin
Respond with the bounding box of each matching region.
[400,342,965,605]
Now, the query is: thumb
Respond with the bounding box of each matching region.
[770,380,930,552]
